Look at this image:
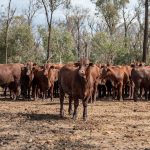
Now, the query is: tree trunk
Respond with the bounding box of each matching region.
[142,0,149,63]
[5,25,9,64]
[77,25,80,59]
[46,11,53,61]
[5,0,12,64]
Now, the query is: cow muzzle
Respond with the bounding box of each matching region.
[79,70,86,78]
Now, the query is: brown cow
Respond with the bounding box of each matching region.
[44,63,64,99]
[47,66,59,101]
[32,65,49,100]
[100,65,132,101]
[20,62,35,99]
[59,58,96,121]
[0,63,24,100]
[88,64,101,103]
[131,65,150,101]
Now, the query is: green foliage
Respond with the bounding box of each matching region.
[0,1,146,65]
[38,26,76,63]
[52,28,75,63]
[0,16,45,64]
[91,32,118,63]
[91,31,143,64]
[95,0,129,35]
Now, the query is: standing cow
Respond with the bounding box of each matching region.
[59,58,97,121]
[100,65,132,101]
[131,65,150,101]
[0,63,24,100]
[47,66,59,101]
[20,62,35,99]
[32,64,50,100]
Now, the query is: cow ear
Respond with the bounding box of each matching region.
[21,67,25,71]
[89,63,93,66]
[130,63,135,68]
[50,65,55,69]
[74,63,80,67]
[102,66,108,72]
[96,64,101,68]
[33,63,37,66]
[101,64,106,68]
[107,67,112,72]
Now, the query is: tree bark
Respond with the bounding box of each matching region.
[5,0,12,64]
[5,0,16,64]
[142,0,149,63]
[47,12,53,60]
[42,0,54,61]
[77,24,80,59]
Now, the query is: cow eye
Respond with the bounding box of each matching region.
[85,64,89,67]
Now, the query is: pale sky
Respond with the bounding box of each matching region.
[0,0,138,26]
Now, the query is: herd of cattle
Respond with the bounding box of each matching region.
[0,58,150,120]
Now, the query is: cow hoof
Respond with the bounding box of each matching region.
[68,111,73,116]
[60,111,64,118]
[60,114,64,118]
[83,117,87,121]
[72,115,77,120]
[60,115,64,119]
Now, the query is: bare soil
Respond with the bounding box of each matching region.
[0,98,150,150]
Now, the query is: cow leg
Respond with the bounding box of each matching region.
[83,99,88,121]
[28,87,31,100]
[139,87,143,100]
[32,83,36,100]
[47,89,50,98]
[42,90,46,100]
[118,83,123,101]
[12,91,17,100]
[56,81,59,98]
[35,87,39,100]
[92,83,98,103]
[50,85,54,101]
[16,86,21,100]
[42,91,45,100]
[9,90,12,99]
[145,88,148,101]
[148,88,150,100]
[133,86,139,102]
[60,87,65,118]
[3,86,7,98]
[112,86,117,100]
[129,81,134,99]
[68,95,73,115]
[73,98,79,120]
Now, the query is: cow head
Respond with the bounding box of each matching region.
[100,66,112,81]
[25,62,36,81]
[74,58,93,78]
[26,62,34,76]
[43,64,50,77]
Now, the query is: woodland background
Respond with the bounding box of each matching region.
[0,0,149,64]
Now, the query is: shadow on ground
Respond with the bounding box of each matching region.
[19,113,67,121]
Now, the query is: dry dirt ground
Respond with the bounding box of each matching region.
[0,98,150,150]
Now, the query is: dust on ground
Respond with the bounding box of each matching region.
[0,98,150,150]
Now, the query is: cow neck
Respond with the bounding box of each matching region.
[108,67,120,82]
